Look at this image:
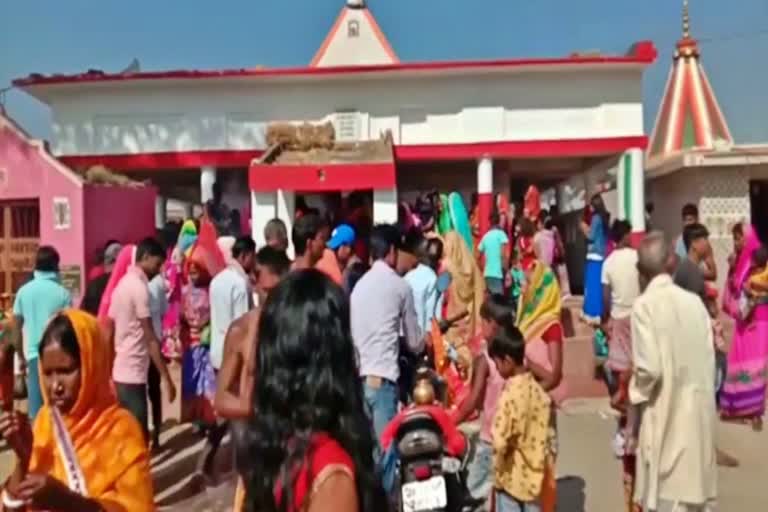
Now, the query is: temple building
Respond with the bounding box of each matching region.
[646,0,768,290]
[12,0,654,255]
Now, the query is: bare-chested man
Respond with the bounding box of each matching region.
[214,246,290,508]
[215,246,291,418]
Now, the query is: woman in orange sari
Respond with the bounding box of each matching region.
[515,260,565,512]
[0,309,153,511]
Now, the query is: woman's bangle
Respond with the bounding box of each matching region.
[1,489,25,509]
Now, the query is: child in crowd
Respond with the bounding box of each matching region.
[741,246,768,320]
[490,324,553,512]
[705,284,728,407]
[451,295,516,505]
[747,246,768,298]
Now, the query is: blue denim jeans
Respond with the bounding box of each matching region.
[495,491,540,512]
[27,358,43,421]
[485,277,504,296]
[466,439,493,505]
[363,379,399,445]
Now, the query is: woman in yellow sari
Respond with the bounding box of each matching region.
[432,231,486,411]
[442,231,485,364]
[0,310,154,511]
[515,260,565,512]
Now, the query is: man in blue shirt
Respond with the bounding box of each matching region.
[12,246,71,420]
[405,237,445,335]
[478,212,510,295]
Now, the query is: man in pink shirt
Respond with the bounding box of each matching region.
[108,237,177,442]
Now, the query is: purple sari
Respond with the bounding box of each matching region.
[720,226,768,419]
[181,284,216,424]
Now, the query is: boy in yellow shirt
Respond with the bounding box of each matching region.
[490,324,553,512]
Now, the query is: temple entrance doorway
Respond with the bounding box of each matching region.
[0,199,40,298]
[750,180,768,244]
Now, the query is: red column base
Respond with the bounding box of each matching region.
[630,231,646,249]
[477,193,493,238]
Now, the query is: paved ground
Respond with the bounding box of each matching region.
[2,398,766,510]
[556,399,767,511]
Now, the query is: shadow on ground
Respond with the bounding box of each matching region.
[555,476,586,512]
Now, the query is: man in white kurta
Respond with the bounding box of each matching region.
[630,233,717,512]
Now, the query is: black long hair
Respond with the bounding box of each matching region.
[239,269,386,512]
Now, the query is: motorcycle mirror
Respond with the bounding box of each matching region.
[436,272,452,294]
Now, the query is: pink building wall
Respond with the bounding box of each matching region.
[0,117,86,302]
[2,114,156,303]
[82,185,157,277]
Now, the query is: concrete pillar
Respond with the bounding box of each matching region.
[618,148,646,244]
[373,188,398,225]
[477,156,493,237]
[251,191,277,248]
[200,166,217,204]
[277,189,296,259]
[154,196,167,229]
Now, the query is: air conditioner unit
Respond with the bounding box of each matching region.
[334,111,361,142]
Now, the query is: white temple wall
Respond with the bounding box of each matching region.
[647,165,768,292]
[43,67,645,156]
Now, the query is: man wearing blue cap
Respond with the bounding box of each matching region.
[327,224,360,287]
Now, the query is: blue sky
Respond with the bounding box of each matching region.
[2,0,766,142]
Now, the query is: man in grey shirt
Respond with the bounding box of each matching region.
[673,223,710,301]
[351,224,423,440]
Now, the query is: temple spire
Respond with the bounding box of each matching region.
[675,0,699,59]
[647,0,734,162]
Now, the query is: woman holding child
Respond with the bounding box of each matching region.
[720,225,768,430]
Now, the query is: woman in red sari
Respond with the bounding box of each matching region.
[236,270,386,512]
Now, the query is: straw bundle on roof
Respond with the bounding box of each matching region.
[83,165,144,187]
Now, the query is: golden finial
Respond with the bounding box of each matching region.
[682,0,690,39]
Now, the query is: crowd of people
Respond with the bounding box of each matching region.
[0,186,766,512]
[600,203,768,512]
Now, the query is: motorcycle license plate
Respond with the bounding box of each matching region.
[402,476,447,512]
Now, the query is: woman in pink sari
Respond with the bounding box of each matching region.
[720,225,768,430]
[96,245,136,324]
[95,245,136,378]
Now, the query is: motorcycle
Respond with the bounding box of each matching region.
[395,409,464,512]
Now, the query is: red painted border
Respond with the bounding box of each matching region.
[394,136,648,161]
[58,150,264,170]
[14,41,657,87]
[310,7,350,67]
[362,8,400,64]
[54,136,648,171]
[249,162,395,191]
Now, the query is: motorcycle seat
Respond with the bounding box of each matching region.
[396,411,445,459]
